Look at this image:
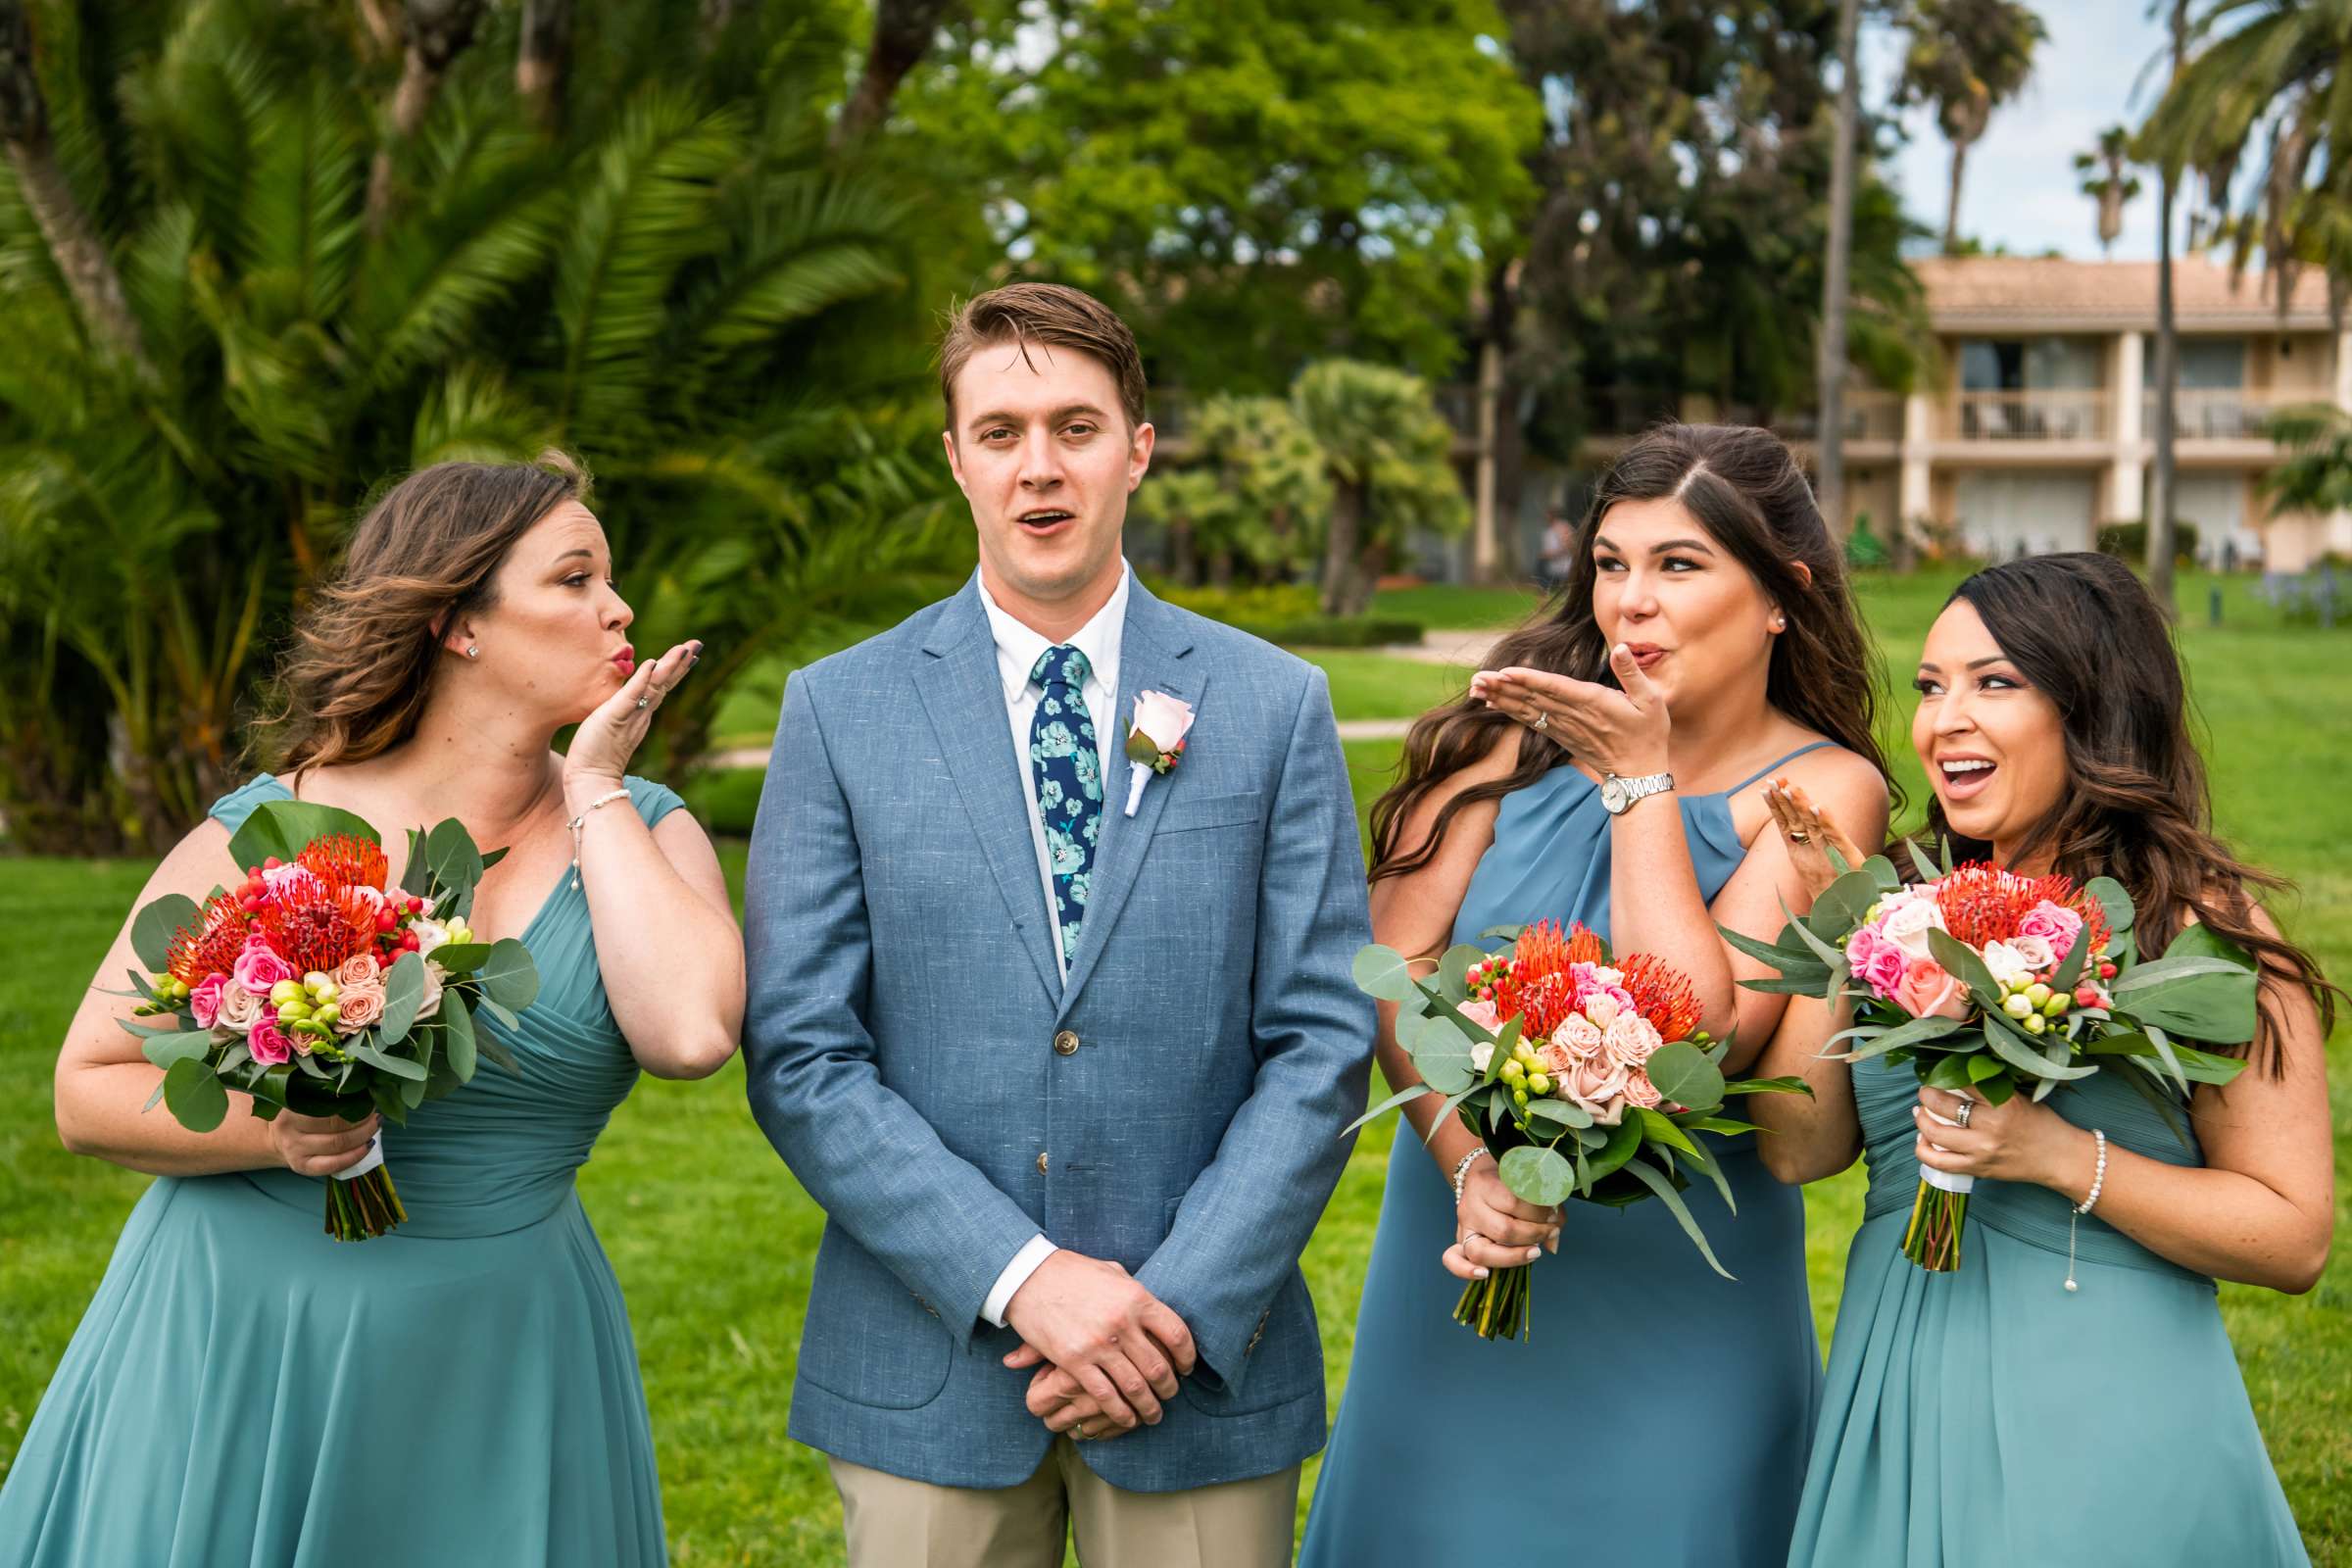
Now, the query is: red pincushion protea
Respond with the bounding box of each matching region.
[167,894,251,985]
[1490,920,1608,1040]
[1935,863,2111,955]
[298,833,390,897]
[1620,952,1702,1042]
[258,881,373,975]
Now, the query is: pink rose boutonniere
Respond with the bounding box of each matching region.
[1122,690,1197,816]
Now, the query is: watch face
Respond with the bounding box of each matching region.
[1599,776,1627,813]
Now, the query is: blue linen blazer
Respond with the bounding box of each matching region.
[742,573,1374,1493]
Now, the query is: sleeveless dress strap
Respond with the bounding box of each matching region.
[1722,740,1838,798]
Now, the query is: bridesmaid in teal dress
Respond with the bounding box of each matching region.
[1752,553,2333,1566]
[1300,425,1893,1568]
[0,456,745,1566]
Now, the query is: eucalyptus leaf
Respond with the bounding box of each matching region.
[1352,945,1422,1004]
[1807,867,1883,942]
[1718,920,1829,978]
[1838,1009,1963,1063]
[2083,875,2134,936]
[427,942,494,974]
[1644,1040,1725,1111]
[139,1030,216,1070]
[162,1057,229,1132]
[1437,944,1487,1004]
[377,952,426,1046]
[1478,923,1527,943]
[1344,1080,1433,1137]
[475,997,519,1033]
[350,1042,428,1082]
[1858,855,1904,892]
[1903,837,1943,884]
[1980,1015,2094,1081]
[1776,894,1848,968]
[130,894,202,973]
[476,939,539,1012]
[1621,1155,1732,1279]
[1586,1114,1644,1182]
[1633,1106,1700,1158]
[1674,1127,1737,1214]
[422,817,485,900]
[1718,1074,1813,1099]
[226,800,382,877]
[1498,1145,1576,1206]
[441,991,478,1082]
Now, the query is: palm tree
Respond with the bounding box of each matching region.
[0,0,934,852]
[1817,0,1865,540]
[1903,0,2048,252]
[1291,361,1469,617]
[2075,124,2144,256]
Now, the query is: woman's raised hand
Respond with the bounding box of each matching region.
[564,640,703,788]
[1468,644,1670,778]
[1762,777,1867,902]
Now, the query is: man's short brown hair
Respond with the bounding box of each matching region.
[937,282,1149,432]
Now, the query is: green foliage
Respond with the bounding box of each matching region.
[2096,519,2203,564]
[1135,394,1332,584]
[899,0,1540,389]
[0,0,947,854]
[1291,360,1468,614]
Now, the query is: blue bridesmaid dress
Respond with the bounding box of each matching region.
[0,773,681,1567]
[1788,1053,2310,1565]
[1299,746,1832,1568]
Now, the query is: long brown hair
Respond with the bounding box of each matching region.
[1919,552,2336,1069]
[1370,422,1892,881]
[257,453,589,773]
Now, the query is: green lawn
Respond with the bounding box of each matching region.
[2,567,2346,1562]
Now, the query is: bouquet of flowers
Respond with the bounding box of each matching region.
[1726,843,2257,1271]
[114,801,540,1240]
[1349,920,1812,1341]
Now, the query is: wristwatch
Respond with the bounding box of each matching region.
[1598,770,1675,815]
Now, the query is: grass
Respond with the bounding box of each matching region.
[2,567,2346,1561]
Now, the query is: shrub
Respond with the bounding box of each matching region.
[2095,519,2202,563]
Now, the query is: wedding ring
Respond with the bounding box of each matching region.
[1072,1420,1089,1441]
[1788,829,1812,845]
[635,697,651,710]
[1530,711,1549,731]
[1954,1099,1974,1129]
[1463,1230,1485,1249]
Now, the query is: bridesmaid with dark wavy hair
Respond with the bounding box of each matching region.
[1300,423,1893,1568]
[1753,552,2334,1566]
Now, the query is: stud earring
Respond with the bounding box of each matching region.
[1768,614,1786,633]
[466,645,480,660]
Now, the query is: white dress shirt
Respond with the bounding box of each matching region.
[971,564,1132,1327]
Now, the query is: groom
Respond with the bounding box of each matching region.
[742,282,1374,1565]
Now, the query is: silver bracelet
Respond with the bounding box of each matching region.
[1451,1148,1490,1207]
[2073,1128,2108,1216]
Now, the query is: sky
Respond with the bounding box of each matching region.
[1864,0,2179,261]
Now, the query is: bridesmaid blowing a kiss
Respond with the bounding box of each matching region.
[0,454,745,1566]
[1753,552,2334,1566]
[1299,423,1891,1568]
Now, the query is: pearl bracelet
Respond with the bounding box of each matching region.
[1451,1148,1490,1207]
[2073,1127,2108,1216]
[565,787,631,890]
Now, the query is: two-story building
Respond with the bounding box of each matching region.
[1835,256,2351,570]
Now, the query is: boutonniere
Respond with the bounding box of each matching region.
[1122,690,1197,816]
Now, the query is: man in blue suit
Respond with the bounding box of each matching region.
[742,282,1375,1565]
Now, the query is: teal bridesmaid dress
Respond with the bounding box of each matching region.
[1299,746,1832,1568]
[1788,1053,2310,1566]
[0,774,680,1567]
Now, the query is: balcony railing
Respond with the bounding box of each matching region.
[1944,390,2109,442]
[2146,387,2320,440]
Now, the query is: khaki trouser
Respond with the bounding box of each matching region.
[829,1442,1299,1568]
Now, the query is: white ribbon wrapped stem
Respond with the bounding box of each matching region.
[334,1131,385,1182]
[1918,1104,1975,1196]
[1122,760,1152,818]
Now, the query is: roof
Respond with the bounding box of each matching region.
[1914,256,2337,333]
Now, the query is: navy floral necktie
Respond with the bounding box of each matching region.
[1027,644,1103,969]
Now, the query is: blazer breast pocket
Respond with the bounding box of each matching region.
[1152,789,1263,836]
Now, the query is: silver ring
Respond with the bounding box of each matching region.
[1953,1099,1974,1129]
[1529,711,1548,732]
[1462,1230,1485,1249]
[635,696,651,710]
[1072,1420,1089,1441]
[1788,829,1812,845]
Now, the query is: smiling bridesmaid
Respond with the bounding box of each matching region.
[1751,553,2334,1566]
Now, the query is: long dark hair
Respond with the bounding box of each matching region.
[256,452,589,773]
[1920,552,2336,1069]
[1370,422,1892,881]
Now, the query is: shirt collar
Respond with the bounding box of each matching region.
[977,563,1131,706]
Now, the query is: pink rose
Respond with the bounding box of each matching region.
[2018,900,2084,961]
[248,1015,293,1067]
[1551,1013,1605,1059]
[1877,896,1949,963]
[1893,957,1972,1021]
[1536,1042,1576,1078]
[333,979,385,1035]
[1131,690,1196,754]
[1564,1054,1630,1125]
[2007,932,2056,974]
[189,973,227,1030]
[1622,1068,1663,1110]
[1602,1012,1663,1069]
[334,953,381,990]
[1844,924,1909,1002]
[213,978,265,1036]
[232,939,296,995]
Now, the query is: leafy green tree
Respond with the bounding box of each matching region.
[899,0,1540,390]
[1137,395,1332,586]
[1291,361,1468,615]
[2075,124,2143,257]
[0,0,941,852]
[1899,0,2046,253]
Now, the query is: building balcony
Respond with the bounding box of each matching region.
[1942,389,2110,442]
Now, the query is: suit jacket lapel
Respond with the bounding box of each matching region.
[914,582,1062,1005]
[1056,583,1200,1019]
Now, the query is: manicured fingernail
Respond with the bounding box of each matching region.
[1474,1267,1491,1279]
[1527,1247,1543,1261]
